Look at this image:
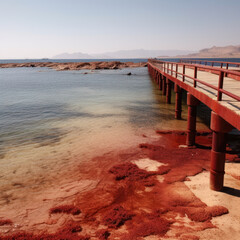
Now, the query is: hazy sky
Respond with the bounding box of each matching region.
[0,0,239,58]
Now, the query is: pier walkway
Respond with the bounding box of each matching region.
[148,59,240,191]
[180,59,240,72]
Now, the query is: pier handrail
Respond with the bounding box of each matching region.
[148,58,240,192]
[148,59,240,102]
[179,59,240,69]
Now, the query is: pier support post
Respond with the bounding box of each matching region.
[166,79,172,104]
[158,72,160,86]
[186,93,199,146]
[163,76,167,96]
[159,74,163,90]
[210,112,232,191]
[174,84,182,119]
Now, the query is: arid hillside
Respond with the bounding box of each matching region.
[178,45,240,58]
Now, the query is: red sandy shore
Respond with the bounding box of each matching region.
[0,131,238,240]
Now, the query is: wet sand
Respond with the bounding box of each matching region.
[0,131,239,239]
[0,61,147,71]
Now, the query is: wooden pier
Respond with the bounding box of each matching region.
[148,59,240,191]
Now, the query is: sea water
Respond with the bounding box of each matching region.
[0,64,209,207]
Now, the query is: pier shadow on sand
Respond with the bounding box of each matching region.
[222,186,240,198]
[195,143,212,150]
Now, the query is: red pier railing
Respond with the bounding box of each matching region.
[148,59,240,192]
[149,59,240,102]
[180,59,240,70]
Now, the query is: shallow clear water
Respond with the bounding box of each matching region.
[0,67,190,155]
[0,66,208,206]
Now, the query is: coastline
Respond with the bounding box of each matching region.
[0,130,239,239]
[0,61,147,71]
[0,62,239,239]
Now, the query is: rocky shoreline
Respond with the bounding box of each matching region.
[0,61,147,71]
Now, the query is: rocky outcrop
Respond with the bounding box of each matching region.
[0,61,147,71]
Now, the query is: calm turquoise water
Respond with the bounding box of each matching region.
[1,65,207,206]
[2,59,229,210]
[0,67,158,153]
[2,58,238,167]
[4,58,236,159]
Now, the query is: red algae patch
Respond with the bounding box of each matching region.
[176,205,228,222]
[123,211,172,239]
[137,137,210,183]
[59,221,83,234]
[49,204,81,215]
[126,218,171,239]
[133,218,171,237]
[0,219,12,226]
[0,232,36,240]
[179,234,200,240]
[0,131,233,239]
[0,221,86,240]
[96,229,110,240]
[102,205,133,228]
[109,162,152,181]
[139,143,164,151]
[109,162,169,187]
[206,206,229,218]
[184,207,213,222]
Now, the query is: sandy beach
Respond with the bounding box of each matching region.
[0,130,239,239]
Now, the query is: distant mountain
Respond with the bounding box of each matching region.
[98,49,194,58]
[52,49,194,59]
[53,52,93,59]
[177,45,240,58]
